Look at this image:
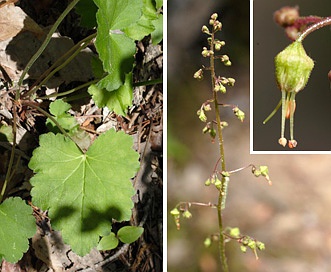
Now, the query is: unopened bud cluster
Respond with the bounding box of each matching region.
[197,102,212,122]
[219,54,231,66]
[209,13,222,32]
[215,76,235,93]
[274,6,299,27]
[215,40,225,51]
[201,46,214,58]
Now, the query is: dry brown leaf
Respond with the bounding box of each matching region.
[0,0,19,8]
[0,3,44,42]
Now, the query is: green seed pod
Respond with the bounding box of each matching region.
[275,41,314,94]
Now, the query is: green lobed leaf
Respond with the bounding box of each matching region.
[155,0,163,9]
[117,226,144,244]
[46,99,91,150]
[47,99,79,133]
[91,55,105,79]
[0,124,13,142]
[88,72,133,116]
[29,130,139,256]
[97,232,118,250]
[124,0,156,40]
[124,0,163,42]
[151,14,163,45]
[0,198,36,263]
[94,0,142,91]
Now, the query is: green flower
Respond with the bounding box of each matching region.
[275,41,314,94]
[265,41,314,148]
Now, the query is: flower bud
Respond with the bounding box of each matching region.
[220,121,228,129]
[183,210,192,219]
[227,78,235,86]
[214,178,222,190]
[197,109,207,122]
[240,245,247,253]
[213,21,222,32]
[215,83,226,93]
[221,55,229,62]
[215,42,222,51]
[202,125,209,134]
[273,6,299,27]
[193,69,204,80]
[210,13,218,20]
[201,47,209,57]
[285,26,300,41]
[233,107,245,122]
[203,103,211,111]
[256,241,265,251]
[275,41,314,94]
[201,25,210,34]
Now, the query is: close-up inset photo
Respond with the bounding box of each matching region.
[252,0,331,152]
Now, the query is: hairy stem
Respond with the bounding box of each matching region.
[298,16,331,42]
[210,31,229,272]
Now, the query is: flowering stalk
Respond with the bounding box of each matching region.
[172,13,270,270]
[208,15,229,271]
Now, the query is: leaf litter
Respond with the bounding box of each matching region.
[0,1,162,271]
